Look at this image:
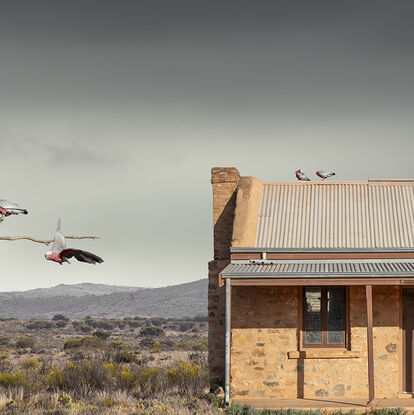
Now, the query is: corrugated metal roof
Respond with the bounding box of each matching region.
[255,181,414,249]
[221,260,414,278]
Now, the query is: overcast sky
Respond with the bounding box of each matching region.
[1,1,414,291]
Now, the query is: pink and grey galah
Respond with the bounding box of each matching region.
[0,199,28,217]
[295,169,310,181]
[316,170,336,180]
[45,219,103,265]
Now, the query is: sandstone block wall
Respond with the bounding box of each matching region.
[230,285,400,400]
[209,167,240,384]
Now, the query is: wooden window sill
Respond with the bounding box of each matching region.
[288,350,361,359]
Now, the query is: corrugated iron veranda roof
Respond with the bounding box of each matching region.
[222,260,414,278]
[255,181,414,249]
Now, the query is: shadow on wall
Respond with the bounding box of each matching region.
[213,191,238,260]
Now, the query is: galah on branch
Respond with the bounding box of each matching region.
[0,199,28,217]
[316,170,336,180]
[295,169,310,181]
[45,219,103,265]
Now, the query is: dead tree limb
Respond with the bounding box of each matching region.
[0,235,99,245]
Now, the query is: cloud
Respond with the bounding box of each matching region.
[0,132,117,166]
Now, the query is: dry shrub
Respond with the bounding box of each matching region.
[23,358,40,370]
[63,336,104,350]
[15,336,35,349]
[167,359,208,397]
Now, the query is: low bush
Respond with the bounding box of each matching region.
[0,371,27,388]
[85,319,116,330]
[127,320,142,328]
[53,314,69,322]
[150,318,164,327]
[206,392,224,409]
[79,324,92,333]
[101,395,114,407]
[0,337,9,346]
[26,320,55,330]
[161,339,174,349]
[150,342,164,353]
[191,341,208,352]
[15,336,35,349]
[63,336,105,350]
[23,357,40,370]
[63,339,81,349]
[57,392,73,408]
[116,349,138,363]
[167,359,208,397]
[139,326,164,337]
[93,329,111,339]
[140,338,155,347]
[178,322,195,332]
[193,314,208,322]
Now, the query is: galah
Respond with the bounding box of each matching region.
[316,170,336,180]
[0,199,28,217]
[45,219,103,265]
[295,169,310,181]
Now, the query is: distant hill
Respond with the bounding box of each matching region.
[0,283,143,299]
[0,279,207,319]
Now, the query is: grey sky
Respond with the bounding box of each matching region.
[1,1,414,290]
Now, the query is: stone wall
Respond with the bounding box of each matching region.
[230,285,400,400]
[208,167,240,384]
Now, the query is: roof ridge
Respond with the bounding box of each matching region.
[262,180,414,185]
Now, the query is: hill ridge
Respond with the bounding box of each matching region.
[0,279,207,319]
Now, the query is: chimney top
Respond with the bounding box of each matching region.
[211,167,240,184]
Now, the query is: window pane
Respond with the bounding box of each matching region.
[304,287,321,344]
[327,287,345,344]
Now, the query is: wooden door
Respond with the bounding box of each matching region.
[403,288,414,392]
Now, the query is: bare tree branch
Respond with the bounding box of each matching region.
[0,235,99,245]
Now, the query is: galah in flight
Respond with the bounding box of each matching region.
[45,219,103,265]
[0,199,28,217]
[316,170,336,180]
[295,169,310,181]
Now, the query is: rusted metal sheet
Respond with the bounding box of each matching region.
[255,181,414,249]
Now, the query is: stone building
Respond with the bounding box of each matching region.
[208,167,414,406]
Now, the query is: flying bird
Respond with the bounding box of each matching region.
[0,199,28,217]
[45,219,103,265]
[295,169,310,181]
[316,170,336,180]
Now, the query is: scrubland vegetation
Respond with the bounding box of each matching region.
[0,314,218,414]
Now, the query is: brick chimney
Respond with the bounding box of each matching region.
[208,167,240,386]
[211,167,240,260]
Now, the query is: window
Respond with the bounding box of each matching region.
[303,287,346,348]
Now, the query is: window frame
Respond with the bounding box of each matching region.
[302,286,347,349]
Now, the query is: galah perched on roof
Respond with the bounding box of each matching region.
[316,170,336,180]
[45,219,103,265]
[0,199,28,217]
[295,169,310,181]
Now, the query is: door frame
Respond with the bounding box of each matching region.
[402,288,414,393]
